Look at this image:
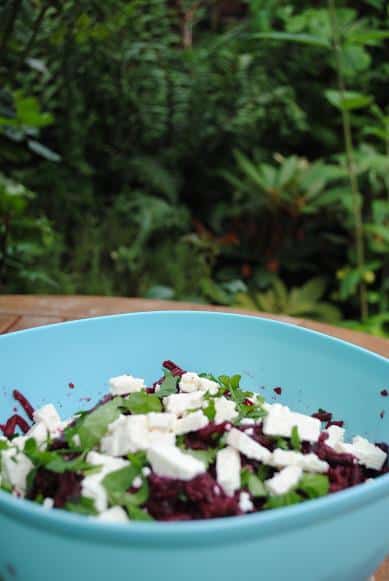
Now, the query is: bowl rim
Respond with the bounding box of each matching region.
[0,310,388,546]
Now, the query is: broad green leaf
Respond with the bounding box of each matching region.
[66,497,98,516]
[346,29,389,45]
[76,398,123,449]
[291,426,301,451]
[325,90,372,111]
[264,491,302,509]
[252,32,330,48]
[155,373,178,398]
[27,140,61,162]
[298,473,329,498]
[121,391,162,414]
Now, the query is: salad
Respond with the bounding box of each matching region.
[0,360,387,523]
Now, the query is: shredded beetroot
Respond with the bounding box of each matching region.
[325,419,344,429]
[273,387,282,395]
[187,473,240,518]
[1,414,30,437]
[312,409,332,422]
[29,468,82,508]
[162,360,185,377]
[243,398,254,406]
[185,422,230,450]
[12,389,34,420]
[329,464,365,492]
[68,382,75,389]
[148,474,184,500]
[250,424,275,451]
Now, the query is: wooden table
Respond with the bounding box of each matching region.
[0,295,388,579]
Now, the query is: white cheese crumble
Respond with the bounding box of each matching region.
[216,446,241,496]
[335,436,387,470]
[179,372,219,395]
[1,448,33,495]
[101,415,150,456]
[271,449,329,473]
[25,422,48,448]
[81,452,129,513]
[226,428,272,463]
[175,410,209,435]
[43,497,54,509]
[239,491,254,513]
[265,465,303,496]
[164,391,204,416]
[109,374,145,396]
[147,412,176,432]
[147,445,206,480]
[33,404,62,434]
[96,506,129,523]
[263,403,321,443]
[214,397,238,424]
[325,425,345,449]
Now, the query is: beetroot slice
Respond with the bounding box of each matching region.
[13,390,35,420]
[1,414,30,437]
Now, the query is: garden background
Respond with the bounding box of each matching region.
[0,0,388,336]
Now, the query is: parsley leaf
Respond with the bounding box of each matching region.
[155,372,178,398]
[102,464,149,510]
[291,426,301,451]
[127,451,148,470]
[121,392,162,414]
[127,506,154,521]
[24,438,96,474]
[72,398,123,449]
[217,374,267,422]
[203,397,216,421]
[264,491,302,509]
[298,473,329,499]
[257,464,271,481]
[66,497,98,516]
[186,448,217,468]
[241,468,267,498]
[275,437,289,450]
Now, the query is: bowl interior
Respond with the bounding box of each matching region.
[0,311,388,441]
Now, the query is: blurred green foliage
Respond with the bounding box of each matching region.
[0,0,388,335]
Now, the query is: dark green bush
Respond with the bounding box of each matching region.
[0,0,388,335]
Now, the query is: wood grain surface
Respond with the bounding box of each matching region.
[0,295,388,579]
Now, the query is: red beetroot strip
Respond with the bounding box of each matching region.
[13,389,35,420]
[1,415,30,438]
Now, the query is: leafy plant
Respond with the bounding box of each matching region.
[235,277,341,322]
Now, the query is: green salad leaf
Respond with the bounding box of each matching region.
[121,392,162,414]
[102,463,149,511]
[241,468,267,498]
[24,438,97,474]
[127,506,154,521]
[298,473,329,499]
[186,448,217,467]
[73,397,123,449]
[155,372,178,398]
[217,374,267,421]
[291,426,301,451]
[203,397,216,421]
[264,491,302,509]
[275,437,289,450]
[66,497,98,516]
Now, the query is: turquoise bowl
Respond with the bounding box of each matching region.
[0,311,388,581]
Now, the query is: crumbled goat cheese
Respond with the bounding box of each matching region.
[216,446,241,496]
[109,375,145,396]
[226,428,272,463]
[265,465,303,496]
[147,445,206,480]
